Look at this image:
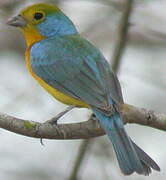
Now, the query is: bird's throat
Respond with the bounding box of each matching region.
[21,25,45,47]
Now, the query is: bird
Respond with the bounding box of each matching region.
[7,3,160,175]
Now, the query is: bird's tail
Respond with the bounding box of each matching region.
[93,109,160,175]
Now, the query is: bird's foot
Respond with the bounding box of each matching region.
[40,106,75,145]
[90,113,99,123]
[44,105,75,125]
[91,113,97,120]
[91,113,101,128]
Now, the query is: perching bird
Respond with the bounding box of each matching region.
[7,3,160,175]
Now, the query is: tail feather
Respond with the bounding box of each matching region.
[106,116,145,175]
[132,140,160,172]
[107,127,142,175]
[93,109,160,175]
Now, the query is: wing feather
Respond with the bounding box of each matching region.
[30,35,123,109]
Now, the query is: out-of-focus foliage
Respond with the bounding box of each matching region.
[0,0,166,180]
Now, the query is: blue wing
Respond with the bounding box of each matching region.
[30,35,123,110]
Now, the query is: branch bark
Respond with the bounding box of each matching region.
[0,104,165,139]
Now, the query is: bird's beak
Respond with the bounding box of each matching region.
[7,15,27,27]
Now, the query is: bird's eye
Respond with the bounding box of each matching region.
[34,12,44,20]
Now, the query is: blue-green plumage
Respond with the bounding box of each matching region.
[37,13,78,37]
[7,3,160,176]
[31,35,123,107]
[30,34,160,175]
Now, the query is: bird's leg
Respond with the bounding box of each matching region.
[40,106,75,145]
[45,105,75,125]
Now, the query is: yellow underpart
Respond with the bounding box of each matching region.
[25,47,89,108]
[20,8,89,108]
[20,24,45,47]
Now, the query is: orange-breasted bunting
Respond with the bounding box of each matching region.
[7,3,160,175]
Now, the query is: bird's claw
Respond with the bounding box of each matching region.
[44,105,75,125]
[45,117,58,126]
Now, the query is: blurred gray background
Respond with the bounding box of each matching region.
[0,0,166,179]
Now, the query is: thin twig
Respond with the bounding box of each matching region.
[68,140,90,180]
[111,0,133,71]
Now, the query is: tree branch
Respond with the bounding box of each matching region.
[0,104,165,140]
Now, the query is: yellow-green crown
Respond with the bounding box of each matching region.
[20,3,62,16]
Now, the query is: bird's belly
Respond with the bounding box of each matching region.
[26,50,89,108]
[34,75,89,108]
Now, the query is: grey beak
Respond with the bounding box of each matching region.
[7,15,27,27]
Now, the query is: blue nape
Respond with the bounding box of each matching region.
[37,13,78,37]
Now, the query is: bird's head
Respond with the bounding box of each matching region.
[7,3,78,46]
